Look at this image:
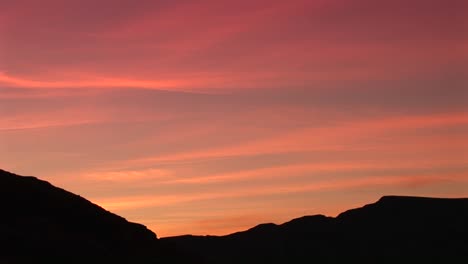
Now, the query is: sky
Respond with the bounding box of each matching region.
[1,0,467,237]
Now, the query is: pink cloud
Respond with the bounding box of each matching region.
[2,0,467,237]
[126,112,468,164]
[2,0,465,91]
[94,173,468,211]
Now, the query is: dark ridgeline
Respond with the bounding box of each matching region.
[0,169,198,263]
[1,169,468,263]
[165,196,468,263]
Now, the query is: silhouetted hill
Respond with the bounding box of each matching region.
[0,169,199,263]
[163,196,468,264]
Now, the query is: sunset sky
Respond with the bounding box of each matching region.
[1,0,467,237]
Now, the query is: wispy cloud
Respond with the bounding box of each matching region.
[94,173,468,211]
[2,0,467,237]
[126,112,468,164]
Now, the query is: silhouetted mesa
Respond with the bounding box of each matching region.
[2,169,468,264]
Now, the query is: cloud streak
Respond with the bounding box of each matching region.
[126,112,468,164]
[95,173,468,211]
[2,0,467,236]
[2,0,466,91]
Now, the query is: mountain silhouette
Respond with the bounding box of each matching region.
[163,196,468,264]
[0,169,198,263]
[2,169,468,263]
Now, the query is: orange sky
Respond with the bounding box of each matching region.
[1,0,467,237]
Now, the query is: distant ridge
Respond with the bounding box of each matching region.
[164,195,468,264]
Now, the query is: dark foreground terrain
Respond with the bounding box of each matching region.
[1,169,467,263]
[0,169,196,263]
